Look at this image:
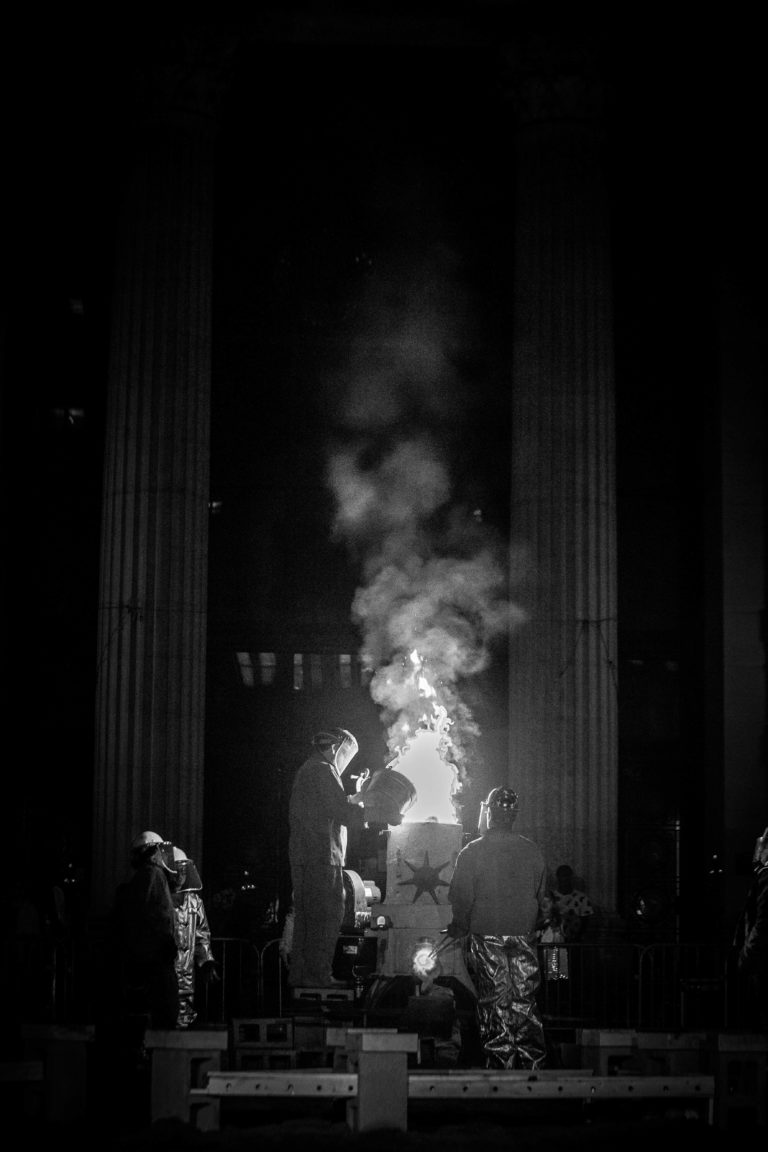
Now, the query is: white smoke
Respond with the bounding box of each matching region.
[324,244,523,777]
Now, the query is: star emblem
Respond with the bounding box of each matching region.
[397,850,451,904]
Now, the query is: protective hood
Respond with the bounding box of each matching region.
[174,857,203,892]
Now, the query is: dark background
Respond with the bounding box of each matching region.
[2,6,765,940]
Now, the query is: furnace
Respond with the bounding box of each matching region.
[362,820,476,996]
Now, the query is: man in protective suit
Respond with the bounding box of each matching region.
[288,727,395,989]
[446,787,549,1069]
[169,846,219,1028]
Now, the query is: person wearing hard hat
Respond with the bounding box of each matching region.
[445,787,550,1070]
[113,830,180,1029]
[287,728,365,989]
[288,727,403,989]
[169,846,219,1028]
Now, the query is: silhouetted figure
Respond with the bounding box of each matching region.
[551,865,594,942]
[734,825,768,1028]
[541,863,594,1018]
[113,831,179,1029]
[92,831,179,1128]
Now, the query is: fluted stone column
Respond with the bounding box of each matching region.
[505,40,618,914]
[91,52,220,914]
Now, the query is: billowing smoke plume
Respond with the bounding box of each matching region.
[325,244,523,778]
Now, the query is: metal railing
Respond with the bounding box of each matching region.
[538,941,755,1032]
[635,941,750,1031]
[195,937,262,1022]
[253,936,758,1032]
[39,933,761,1033]
[538,942,640,1029]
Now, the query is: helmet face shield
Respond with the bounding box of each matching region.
[130,831,174,868]
[131,829,166,851]
[481,787,519,831]
[313,727,358,773]
[157,843,179,877]
[174,856,203,892]
[478,800,488,834]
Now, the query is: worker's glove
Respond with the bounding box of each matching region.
[353,767,371,795]
[200,960,220,984]
[441,921,463,939]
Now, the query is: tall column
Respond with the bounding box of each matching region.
[91,47,222,914]
[717,253,767,937]
[505,39,618,914]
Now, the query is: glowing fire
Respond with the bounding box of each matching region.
[385,650,460,825]
[411,939,441,981]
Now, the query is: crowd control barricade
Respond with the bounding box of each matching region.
[197,937,261,1023]
[636,942,731,1032]
[59,931,752,1035]
[258,937,288,1016]
[537,942,642,1029]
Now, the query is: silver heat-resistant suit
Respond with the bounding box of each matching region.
[171,857,216,1028]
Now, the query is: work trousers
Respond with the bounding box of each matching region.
[469,933,546,1070]
[289,862,345,987]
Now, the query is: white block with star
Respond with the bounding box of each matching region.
[384,822,463,905]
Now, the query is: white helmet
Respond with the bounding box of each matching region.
[172,846,189,863]
[131,830,167,850]
[130,830,177,876]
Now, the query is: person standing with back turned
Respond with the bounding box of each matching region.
[446,786,550,1069]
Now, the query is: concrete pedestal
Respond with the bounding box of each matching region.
[714,1032,768,1129]
[22,1023,94,1125]
[344,1029,419,1133]
[145,1028,229,1129]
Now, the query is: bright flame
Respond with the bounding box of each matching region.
[386,650,460,824]
[411,940,441,981]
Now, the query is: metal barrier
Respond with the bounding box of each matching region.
[52,931,758,1034]
[538,943,641,1029]
[258,938,288,1017]
[255,935,757,1031]
[539,940,753,1032]
[198,938,261,1022]
[636,941,753,1031]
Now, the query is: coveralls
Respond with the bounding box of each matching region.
[288,748,365,987]
[448,826,548,1069]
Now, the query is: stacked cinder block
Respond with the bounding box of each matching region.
[230,1011,356,1070]
[230,1018,296,1070]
